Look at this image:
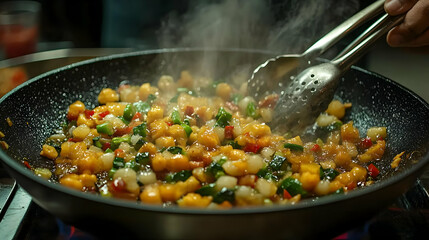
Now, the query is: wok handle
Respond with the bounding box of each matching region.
[332,13,404,71]
[302,0,384,60]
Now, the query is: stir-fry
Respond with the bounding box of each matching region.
[38,70,388,208]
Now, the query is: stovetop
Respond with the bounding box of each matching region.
[1,166,429,240]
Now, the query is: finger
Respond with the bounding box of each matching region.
[386,0,429,46]
[387,29,429,47]
[384,0,417,15]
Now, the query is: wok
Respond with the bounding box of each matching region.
[0,49,428,239]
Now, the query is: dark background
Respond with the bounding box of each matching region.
[11,0,374,50]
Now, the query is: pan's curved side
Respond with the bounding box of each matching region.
[2,153,425,239]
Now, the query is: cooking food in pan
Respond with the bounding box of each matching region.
[37,69,402,208]
[1,50,428,239]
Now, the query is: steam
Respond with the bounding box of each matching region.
[154,0,360,86]
[158,0,360,54]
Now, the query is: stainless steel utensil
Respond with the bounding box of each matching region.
[248,0,385,100]
[271,13,404,134]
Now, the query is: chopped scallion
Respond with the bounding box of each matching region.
[284,143,304,151]
[165,170,192,183]
[135,152,150,165]
[171,110,182,124]
[112,135,131,145]
[215,107,232,127]
[113,157,125,169]
[133,123,147,137]
[246,102,259,118]
[277,177,307,196]
[181,123,193,137]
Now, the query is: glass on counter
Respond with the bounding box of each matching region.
[0,1,40,59]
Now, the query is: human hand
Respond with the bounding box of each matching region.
[384,0,429,47]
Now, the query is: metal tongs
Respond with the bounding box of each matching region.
[248,0,404,134]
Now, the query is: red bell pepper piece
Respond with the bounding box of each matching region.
[99,111,110,119]
[347,182,357,190]
[224,125,234,140]
[243,143,261,153]
[283,189,292,199]
[84,110,95,119]
[23,160,32,169]
[360,137,373,149]
[132,112,142,121]
[368,163,380,178]
[310,144,320,152]
[102,142,111,151]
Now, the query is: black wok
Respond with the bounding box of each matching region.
[0,49,428,239]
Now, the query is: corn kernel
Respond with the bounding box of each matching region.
[147,105,164,124]
[140,185,162,204]
[40,144,58,160]
[216,83,232,101]
[149,119,168,140]
[178,193,212,207]
[67,101,85,120]
[155,136,175,149]
[98,88,119,104]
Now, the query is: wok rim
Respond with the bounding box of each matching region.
[0,47,429,215]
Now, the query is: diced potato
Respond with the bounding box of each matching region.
[255,178,277,197]
[72,124,90,141]
[316,113,337,127]
[341,121,360,143]
[367,127,387,142]
[67,101,85,120]
[98,88,119,104]
[222,160,247,177]
[138,171,157,185]
[99,152,114,170]
[215,176,238,191]
[326,100,346,119]
[246,154,264,174]
[216,83,232,101]
[114,168,139,194]
[260,108,273,122]
[34,168,52,179]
